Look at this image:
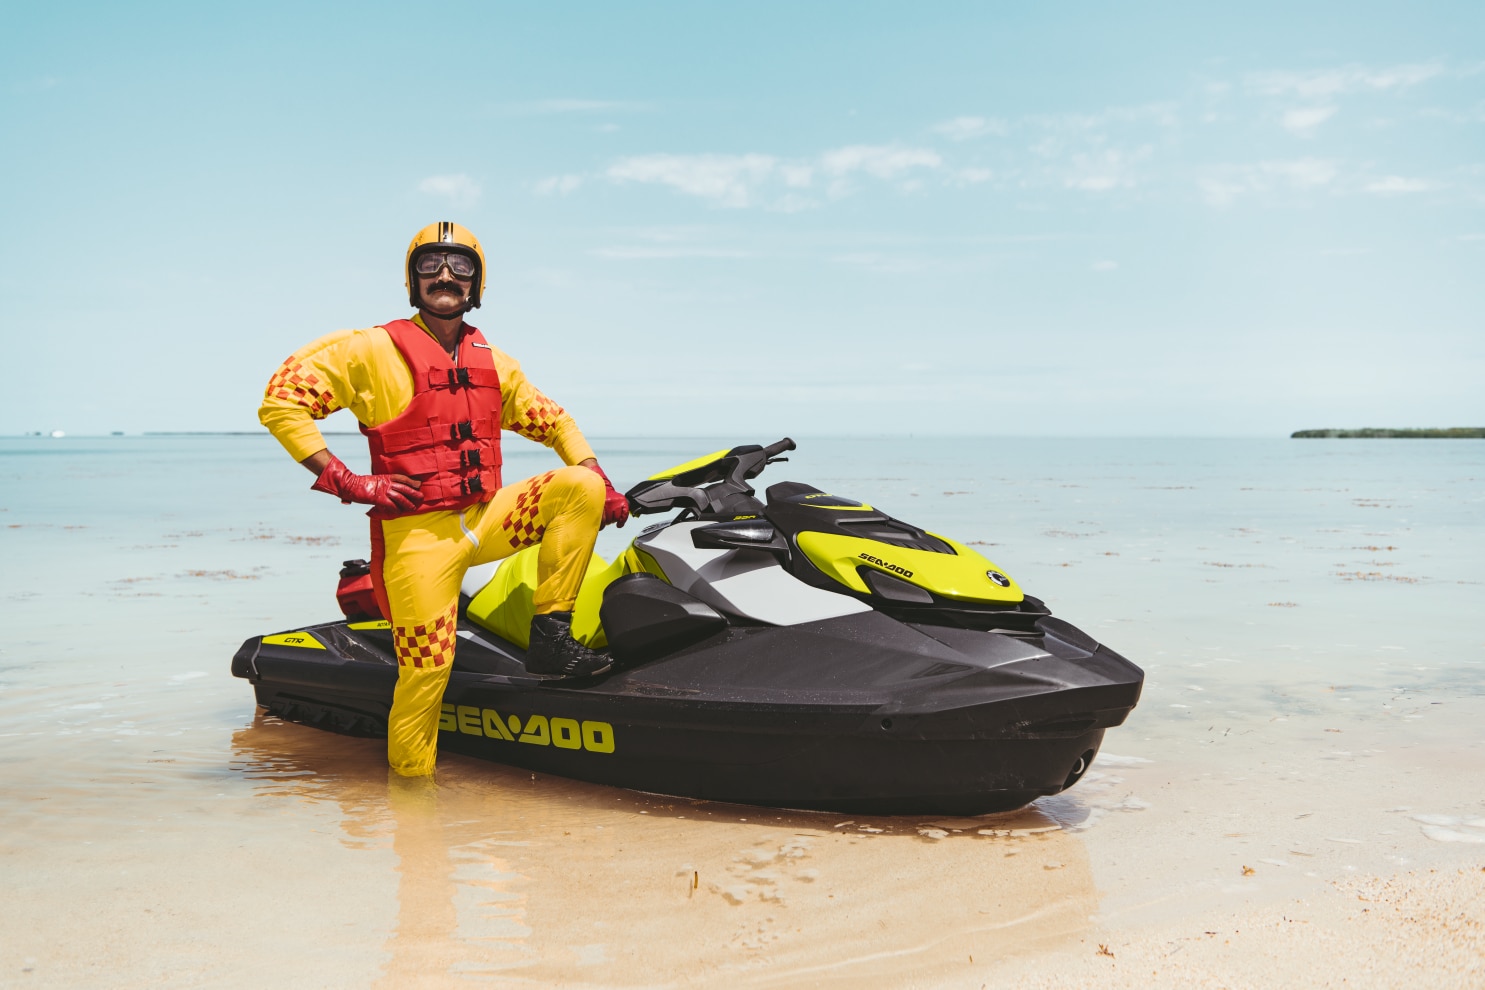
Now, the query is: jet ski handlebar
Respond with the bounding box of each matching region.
[624,438,795,517]
[762,437,796,458]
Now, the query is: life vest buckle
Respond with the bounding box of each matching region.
[446,367,472,389]
[449,420,475,441]
[460,475,485,496]
[460,449,482,469]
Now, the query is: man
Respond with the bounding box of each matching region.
[258,221,627,776]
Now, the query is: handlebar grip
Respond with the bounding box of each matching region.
[763,437,796,457]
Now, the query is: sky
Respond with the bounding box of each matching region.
[2,1,1482,437]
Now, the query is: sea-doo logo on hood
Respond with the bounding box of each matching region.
[986,570,1011,587]
[859,552,913,578]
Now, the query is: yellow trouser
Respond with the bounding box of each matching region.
[370,466,604,776]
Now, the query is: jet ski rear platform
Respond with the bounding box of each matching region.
[233,439,1143,815]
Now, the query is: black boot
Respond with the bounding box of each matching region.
[525,612,612,678]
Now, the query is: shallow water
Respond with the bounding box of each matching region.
[1,435,1482,986]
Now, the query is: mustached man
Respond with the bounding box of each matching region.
[258,222,626,776]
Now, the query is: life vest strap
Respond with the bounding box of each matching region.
[425,367,500,391]
[374,445,503,478]
[372,416,499,452]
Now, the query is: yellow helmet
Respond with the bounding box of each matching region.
[405,221,487,309]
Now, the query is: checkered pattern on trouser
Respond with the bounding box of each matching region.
[500,470,554,550]
[391,606,458,668]
[265,358,339,419]
[510,394,565,444]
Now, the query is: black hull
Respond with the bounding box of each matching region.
[234,610,1141,815]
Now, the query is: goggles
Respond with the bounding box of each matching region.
[413,250,478,279]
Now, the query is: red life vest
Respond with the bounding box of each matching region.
[362,319,503,519]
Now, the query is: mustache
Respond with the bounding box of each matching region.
[428,281,466,295]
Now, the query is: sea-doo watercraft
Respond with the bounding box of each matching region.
[232,439,1143,814]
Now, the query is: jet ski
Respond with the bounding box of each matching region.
[231,439,1143,814]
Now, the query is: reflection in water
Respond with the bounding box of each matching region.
[376,773,526,988]
[231,714,1102,987]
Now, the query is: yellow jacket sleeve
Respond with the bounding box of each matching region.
[258,331,357,462]
[258,328,415,462]
[487,347,597,466]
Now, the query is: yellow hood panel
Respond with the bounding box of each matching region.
[795,531,1023,603]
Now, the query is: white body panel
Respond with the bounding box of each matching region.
[461,561,500,599]
[637,522,871,625]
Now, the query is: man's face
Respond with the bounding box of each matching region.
[415,253,475,317]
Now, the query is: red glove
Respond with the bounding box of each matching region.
[311,454,423,512]
[586,463,629,529]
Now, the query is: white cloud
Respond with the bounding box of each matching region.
[1068,176,1120,191]
[820,145,942,178]
[1018,107,1173,192]
[1029,103,1181,132]
[1366,176,1432,194]
[1199,158,1339,206]
[1091,260,1119,272]
[956,167,993,184]
[605,145,940,208]
[816,145,941,200]
[1198,178,1249,208]
[931,116,1008,141]
[417,174,481,206]
[607,154,778,208]
[1064,146,1152,192]
[1281,106,1337,135]
[1262,158,1338,187]
[1247,63,1445,98]
[771,193,819,213]
[778,164,814,188]
[534,174,583,196]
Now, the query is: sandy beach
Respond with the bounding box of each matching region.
[6,709,1481,988]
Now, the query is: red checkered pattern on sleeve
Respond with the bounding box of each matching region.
[265,359,339,420]
[510,394,565,444]
[392,606,458,669]
[500,471,554,550]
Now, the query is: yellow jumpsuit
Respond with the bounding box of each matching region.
[259,315,604,775]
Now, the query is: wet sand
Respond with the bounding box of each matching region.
[4,706,1481,988]
[3,714,1103,988]
[2,436,1482,986]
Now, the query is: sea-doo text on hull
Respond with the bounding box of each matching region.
[233,440,1143,814]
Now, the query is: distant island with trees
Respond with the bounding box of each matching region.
[1292,428,1485,438]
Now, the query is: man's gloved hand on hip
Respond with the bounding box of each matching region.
[586,464,630,529]
[310,453,423,512]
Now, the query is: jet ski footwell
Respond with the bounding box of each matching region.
[233,609,1142,815]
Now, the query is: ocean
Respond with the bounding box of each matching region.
[2,434,1481,986]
